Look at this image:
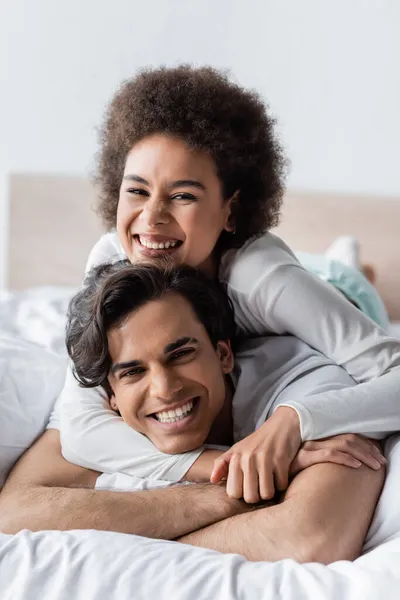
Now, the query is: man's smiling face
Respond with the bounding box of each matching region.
[107,292,234,454]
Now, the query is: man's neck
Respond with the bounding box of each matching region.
[206,377,234,446]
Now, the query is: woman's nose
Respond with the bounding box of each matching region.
[142,196,170,227]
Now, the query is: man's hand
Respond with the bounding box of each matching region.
[210,407,301,503]
[290,434,386,476]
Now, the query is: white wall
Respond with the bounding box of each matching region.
[1,0,400,286]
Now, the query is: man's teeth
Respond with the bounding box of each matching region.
[155,400,194,423]
[139,236,179,250]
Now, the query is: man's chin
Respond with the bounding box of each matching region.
[152,436,206,455]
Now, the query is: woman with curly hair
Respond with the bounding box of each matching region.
[57,66,399,503]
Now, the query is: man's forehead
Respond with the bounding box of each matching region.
[108,295,205,360]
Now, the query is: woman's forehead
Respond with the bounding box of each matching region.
[124,134,219,181]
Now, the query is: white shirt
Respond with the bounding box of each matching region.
[51,231,400,481]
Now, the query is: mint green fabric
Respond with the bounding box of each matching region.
[295,251,389,331]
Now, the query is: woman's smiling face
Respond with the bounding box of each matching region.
[117,134,235,274]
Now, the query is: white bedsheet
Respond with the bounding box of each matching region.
[1,286,400,598]
[1,530,399,600]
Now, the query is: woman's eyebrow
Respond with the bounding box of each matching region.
[123,174,149,185]
[123,175,206,191]
[170,180,206,191]
[164,337,199,354]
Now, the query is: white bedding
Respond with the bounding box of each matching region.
[1,286,400,599]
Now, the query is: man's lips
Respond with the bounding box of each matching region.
[146,396,199,417]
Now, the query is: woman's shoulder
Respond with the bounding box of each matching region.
[219,232,300,292]
[85,230,126,273]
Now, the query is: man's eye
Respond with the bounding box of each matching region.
[120,368,144,378]
[170,348,195,361]
[171,193,197,201]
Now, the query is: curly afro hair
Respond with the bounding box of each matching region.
[96,65,287,252]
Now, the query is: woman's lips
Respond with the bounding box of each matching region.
[134,234,183,253]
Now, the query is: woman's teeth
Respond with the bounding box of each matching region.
[138,236,179,250]
[155,400,194,423]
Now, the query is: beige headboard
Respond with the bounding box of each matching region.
[7,174,400,319]
[8,173,104,289]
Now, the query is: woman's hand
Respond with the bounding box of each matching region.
[290,434,386,476]
[210,407,301,504]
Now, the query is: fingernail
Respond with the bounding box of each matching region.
[353,460,362,467]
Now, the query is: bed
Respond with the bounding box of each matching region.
[1,174,400,600]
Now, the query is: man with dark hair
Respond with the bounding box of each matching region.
[0,261,394,563]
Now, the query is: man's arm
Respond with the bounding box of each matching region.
[0,430,250,539]
[177,460,385,564]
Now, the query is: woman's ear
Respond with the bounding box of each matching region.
[224,190,240,233]
[216,340,235,374]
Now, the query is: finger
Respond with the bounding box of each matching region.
[317,449,362,469]
[210,456,230,483]
[242,454,260,504]
[293,449,362,473]
[335,445,383,470]
[366,441,386,464]
[257,454,275,500]
[331,435,385,469]
[304,436,386,466]
[274,457,290,491]
[291,448,363,475]
[342,435,386,464]
[226,455,244,500]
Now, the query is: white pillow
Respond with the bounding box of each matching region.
[0,334,67,487]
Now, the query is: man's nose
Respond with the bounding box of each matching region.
[142,195,170,227]
[149,368,183,401]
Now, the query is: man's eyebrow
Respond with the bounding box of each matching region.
[123,174,149,185]
[164,337,199,354]
[110,359,141,374]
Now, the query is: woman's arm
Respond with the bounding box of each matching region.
[255,263,400,440]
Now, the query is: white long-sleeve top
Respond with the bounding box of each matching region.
[52,231,400,481]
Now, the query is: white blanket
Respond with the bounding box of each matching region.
[1,531,399,600]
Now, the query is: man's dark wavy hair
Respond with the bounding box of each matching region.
[95,65,287,252]
[66,260,236,396]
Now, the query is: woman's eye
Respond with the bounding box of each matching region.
[171,193,197,201]
[126,188,148,197]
